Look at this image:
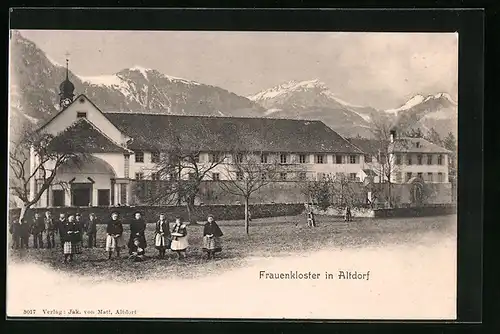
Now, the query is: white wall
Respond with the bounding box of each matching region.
[389,153,449,184]
[40,95,126,145]
[93,153,125,178]
[128,151,365,181]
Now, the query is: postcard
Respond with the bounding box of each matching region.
[7,28,458,320]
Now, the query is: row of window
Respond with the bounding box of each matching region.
[135,171,446,183]
[365,153,444,165]
[395,154,444,166]
[395,172,446,183]
[133,151,361,164]
[135,171,361,182]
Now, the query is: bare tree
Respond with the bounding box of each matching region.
[331,174,358,208]
[217,151,281,234]
[9,130,85,224]
[136,134,227,223]
[302,173,358,212]
[371,117,401,208]
[302,175,334,211]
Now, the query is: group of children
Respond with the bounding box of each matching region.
[9,210,224,264]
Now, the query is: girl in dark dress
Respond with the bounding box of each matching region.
[154,213,171,259]
[202,214,224,260]
[128,211,147,255]
[62,214,81,263]
[106,212,125,260]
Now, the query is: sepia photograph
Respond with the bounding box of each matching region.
[7,28,459,319]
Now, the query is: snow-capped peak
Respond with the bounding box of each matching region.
[247,79,323,101]
[79,74,124,88]
[423,92,457,105]
[386,92,457,115]
[386,95,426,115]
[129,65,152,78]
[248,79,367,110]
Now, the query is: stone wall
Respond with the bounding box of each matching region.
[311,206,375,218]
[373,204,457,218]
[8,203,306,224]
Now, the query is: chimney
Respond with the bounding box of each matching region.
[390,129,396,143]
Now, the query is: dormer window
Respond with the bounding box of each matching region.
[77,112,87,118]
[415,141,420,148]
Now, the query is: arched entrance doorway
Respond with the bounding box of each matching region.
[55,155,117,207]
[408,176,425,206]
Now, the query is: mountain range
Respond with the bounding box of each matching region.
[9,31,457,143]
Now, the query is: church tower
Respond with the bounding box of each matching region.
[59,57,75,110]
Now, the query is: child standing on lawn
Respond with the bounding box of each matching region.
[128,211,147,255]
[170,216,188,260]
[202,214,224,260]
[106,212,125,260]
[31,212,45,249]
[19,218,30,249]
[61,214,82,263]
[44,211,57,249]
[9,219,21,249]
[86,213,98,248]
[57,213,67,250]
[154,213,171,259]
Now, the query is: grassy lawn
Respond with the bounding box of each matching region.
[8,214,456,282]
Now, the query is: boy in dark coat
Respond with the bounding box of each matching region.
[86,213,98,248]
[19,219,30,249]
[9,220,21,249]
[44,211,57,249]
[57,213,67,249]
[75,213,85,247]
[31,212,45,248]
[106,212,124,260]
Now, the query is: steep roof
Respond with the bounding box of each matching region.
[388,137,451,154]
[104,113,363,154]
[47,118,131,154]
[347,138,388,155]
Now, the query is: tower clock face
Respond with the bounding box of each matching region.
[61,98,72,108]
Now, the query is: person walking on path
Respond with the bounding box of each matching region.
[344,206,352,222]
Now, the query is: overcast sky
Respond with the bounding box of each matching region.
[20,30,458,110]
